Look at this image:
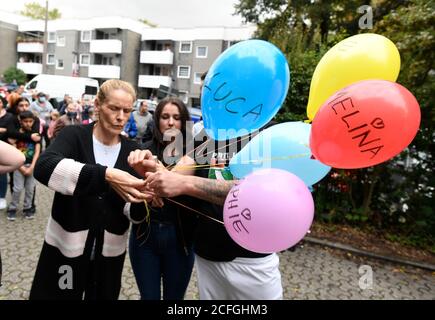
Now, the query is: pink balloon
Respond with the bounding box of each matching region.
[223,168,314,253]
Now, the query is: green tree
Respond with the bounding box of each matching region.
[3,67,27,85]
[20,2,61,20]
[235,0,435,249]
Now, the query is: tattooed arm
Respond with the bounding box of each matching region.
[145,171,236,205]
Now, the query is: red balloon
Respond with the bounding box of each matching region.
[310,80,421,169]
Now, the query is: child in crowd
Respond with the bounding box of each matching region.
[47,110,60,140]
[7,111,41,220]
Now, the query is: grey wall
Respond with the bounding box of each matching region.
[52,30,79,76]
[173,40,194,99]
[120,30,141,88]
[78,35,90,78]
[190,40,223,96]
[0,22,18,77]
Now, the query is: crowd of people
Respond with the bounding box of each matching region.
[0,77,283,300]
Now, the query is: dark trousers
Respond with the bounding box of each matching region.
[129,221,194,300]
[0,173,6,198]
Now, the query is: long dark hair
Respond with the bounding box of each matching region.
[152,97,190,163]
[9,97,30,115]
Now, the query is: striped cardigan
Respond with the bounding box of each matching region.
[29,123,146,300]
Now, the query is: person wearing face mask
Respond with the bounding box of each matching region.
[51,102,82,139]
[30,92,54,148]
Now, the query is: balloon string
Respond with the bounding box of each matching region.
[165,198,224,225]
[241,153,311,164]
[143,200,151,224]
[166,134,254,171]
[170,153,311,171]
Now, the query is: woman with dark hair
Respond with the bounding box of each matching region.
[129,97,197,300]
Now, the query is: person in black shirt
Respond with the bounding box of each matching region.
[128,127,283,300]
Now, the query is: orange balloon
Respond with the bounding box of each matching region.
[309,80,421,169]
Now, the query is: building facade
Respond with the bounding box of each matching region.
[1,12,255,107]
[137,27,255,107]
[0,12,20,79]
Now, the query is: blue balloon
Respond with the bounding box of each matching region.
[229,122,331,186]
[202,40,290,141]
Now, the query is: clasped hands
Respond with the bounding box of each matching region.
[107,149,186,206]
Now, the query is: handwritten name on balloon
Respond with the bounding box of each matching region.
[225,186,251,234]
[328,94,385,159]
[204,72,263,121]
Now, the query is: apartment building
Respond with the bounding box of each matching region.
[16,16,145,86]
[0,12,22,77]
[1,12,255,106]
[138,27,255,107]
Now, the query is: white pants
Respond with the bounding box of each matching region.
[195,253,283,300]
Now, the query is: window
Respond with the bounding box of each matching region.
[85,85,98,95]
[46,54,55,65]
[81,30,92,42]
[177,65,191,79]
[196,46,208,58]
[56,59,64,69]
[102,56,113,65]
[27,81,37,89]
[179,41,192,53]
[193,72,202,84]
[57,35,66,47]
[80,54,90,66]
[47,32,56,43]
[225,40,238,50]
[178,90,189,104]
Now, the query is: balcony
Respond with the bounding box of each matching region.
[90,39,122,54]
[16,62,42,75]
[138,75,172,89]
[140,50,173,65]
[88,65,120,79]
[17,42,44,53]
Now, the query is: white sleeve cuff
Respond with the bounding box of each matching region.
[123,202,146,224]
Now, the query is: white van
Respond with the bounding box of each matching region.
[24,74,99,102]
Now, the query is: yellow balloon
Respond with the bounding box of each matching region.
[306,33,401,120]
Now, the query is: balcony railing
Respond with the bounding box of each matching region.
[17,42,44,53]
[16,62,42,75]
[89,40,122,54]
[88,65,121,79]
[140,50,174,65]
[138,75,172,89]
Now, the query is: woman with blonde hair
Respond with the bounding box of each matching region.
[29,79,153,300]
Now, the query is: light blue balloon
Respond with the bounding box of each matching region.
[202,40,290,141]
[229,122,331,186]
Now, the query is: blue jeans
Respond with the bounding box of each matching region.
[0,173,7,198]
[129,221,194,300]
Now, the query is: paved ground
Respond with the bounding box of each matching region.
[0,183,434,300]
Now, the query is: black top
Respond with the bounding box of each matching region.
[6,113,40,142]
[192,130,269,261]
[0,111,14,142]
[30,123,147,299]
[138,139,197,248]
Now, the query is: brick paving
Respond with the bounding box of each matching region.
[0,183,434,300]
